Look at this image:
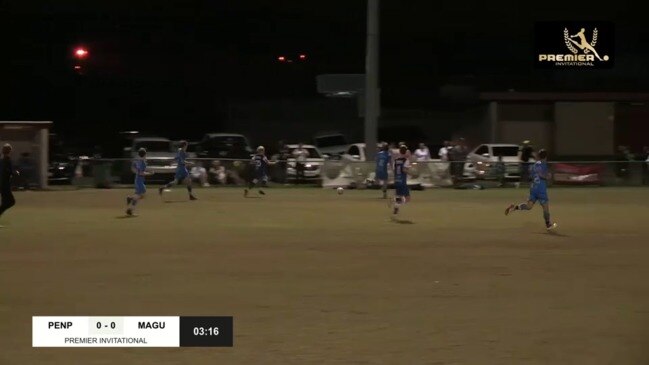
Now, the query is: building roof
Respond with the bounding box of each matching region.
[480,92,649,102]
[0,121,53,125]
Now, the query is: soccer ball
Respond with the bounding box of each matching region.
[336,187,344,195]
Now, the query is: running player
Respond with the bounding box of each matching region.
[126,148,154,216]
[159,140,197,201]
[244,146,275,197]
[390,145,411,216]
[505,149,557,230]
[375,142,391,199]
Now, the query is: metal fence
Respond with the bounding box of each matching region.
[37,158,649,189]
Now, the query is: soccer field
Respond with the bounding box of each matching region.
[2,187,649,364]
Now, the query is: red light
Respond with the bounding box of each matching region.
[278,56,286,62]
[74,48,88,58]
[299,54,306,60]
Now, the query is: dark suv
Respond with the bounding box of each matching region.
[195,133,253,160]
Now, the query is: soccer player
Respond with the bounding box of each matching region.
[375,142,391,199]
[0,144,18,225]
[126,148,154,216]
[390,145,411,216]
[505,149,557,230]
[159,140,197,200]
[244,146,275,197]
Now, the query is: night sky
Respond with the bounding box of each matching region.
[2,0,646,144]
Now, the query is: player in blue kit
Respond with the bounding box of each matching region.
[389,145,411,216]
[505,149,557,230]
[126,148,154,216]
[244,146,275,197]
[375,142,391,199]
[159,140,197,201]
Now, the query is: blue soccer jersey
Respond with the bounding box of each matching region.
[529,161,549,203]
[175,149,189,180]
[176,150,187,169]
[375,150,390,180]
[133,159,147,194]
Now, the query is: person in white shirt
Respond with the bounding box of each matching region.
[191,165,209,187]
[292,143,309,184]
[414,143,431,161]
[438,141,450,161]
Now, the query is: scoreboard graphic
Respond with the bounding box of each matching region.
[32,316,233,347]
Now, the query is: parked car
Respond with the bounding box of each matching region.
[465,143,522,180]
[273,144,325,181]
[48,155,77,185]
[196,133,253,160]
[341,143,381,161]
[313,132,349,159]
[120,137,176,183]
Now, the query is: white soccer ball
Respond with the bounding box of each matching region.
[336,187,344,195]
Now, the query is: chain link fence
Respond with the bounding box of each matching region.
[35,157,649,189]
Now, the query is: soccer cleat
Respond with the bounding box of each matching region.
[126,197,133,205]
[189,195,197,201]
[243,189,248,197]
[546,222,558,231]
[126,208,133,216]
[505,204,515,216]
[393,207,399,215]
[158,187,164,196]
[259,190,265,195]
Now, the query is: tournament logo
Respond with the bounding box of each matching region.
[535,22,614,68]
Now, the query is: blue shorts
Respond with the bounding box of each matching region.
[175,168,189,181]
[529,187,548,204]
[135,180,146,195]
[395,183,410,197]
[376,170,388,181]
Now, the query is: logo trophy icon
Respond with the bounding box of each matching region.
[563,27,609,61]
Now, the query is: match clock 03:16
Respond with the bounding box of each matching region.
[179,316,233,347]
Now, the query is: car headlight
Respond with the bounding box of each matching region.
[305,164,312,168]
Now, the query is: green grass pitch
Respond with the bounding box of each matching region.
[2,187,649,364]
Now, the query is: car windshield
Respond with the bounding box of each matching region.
[492,146,519,157]
[289,147,322,158]
[315,135,347,147]
[134,141,172,152]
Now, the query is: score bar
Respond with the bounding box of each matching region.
[32,316,233,347]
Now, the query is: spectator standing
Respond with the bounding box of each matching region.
[414,143,431,161]
[450,138,469,183]
[438,141,450,161]
[0,144,18,223]
[292,143,309,184]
